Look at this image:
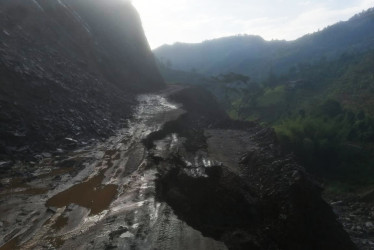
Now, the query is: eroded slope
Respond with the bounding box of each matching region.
[0,0,164,161]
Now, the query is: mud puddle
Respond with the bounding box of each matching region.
[0,237,19,250]
[46,173,118,215]
[51,215,69,230]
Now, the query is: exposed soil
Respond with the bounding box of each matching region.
[149,87,357,250]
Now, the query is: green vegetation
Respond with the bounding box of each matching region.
[209,50,374,188]
[205,73,263,120]
[274,101,374,185]
[155,8,374,190]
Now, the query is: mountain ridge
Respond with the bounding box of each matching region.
[154,7,374,80]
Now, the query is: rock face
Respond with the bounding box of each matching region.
[0,0,164,160]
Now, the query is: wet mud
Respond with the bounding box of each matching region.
[46,173,118,215]
[0,237,19,250]
[51,216,68,231]
[1,88,222,249]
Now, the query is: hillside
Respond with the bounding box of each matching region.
[0,0,164,160]
[154,7,374,81]
[161,39,374,189]
[153,8,374,185]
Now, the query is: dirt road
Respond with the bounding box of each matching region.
[0,87,226,249]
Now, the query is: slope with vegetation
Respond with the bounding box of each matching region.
[154,8,374,189]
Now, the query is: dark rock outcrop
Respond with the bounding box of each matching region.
[0,0,164,160]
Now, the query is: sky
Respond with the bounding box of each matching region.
[131,0,374,49]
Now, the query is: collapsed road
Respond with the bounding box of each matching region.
[0,86,357,250]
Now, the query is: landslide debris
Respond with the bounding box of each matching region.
[148,87,357,250]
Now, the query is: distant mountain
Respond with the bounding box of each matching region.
[154,7,374,186]
[154,7,374,81]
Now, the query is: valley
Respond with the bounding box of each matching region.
[0,0,373,249]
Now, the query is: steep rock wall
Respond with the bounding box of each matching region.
[0,0,164,160]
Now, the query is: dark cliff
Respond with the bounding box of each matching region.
[0,0,164,160]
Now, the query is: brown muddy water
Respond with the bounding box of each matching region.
[46,173,118,215]
[0,237,19,250]
[51,215,69,231]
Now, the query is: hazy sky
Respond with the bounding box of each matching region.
[132,0,373,49]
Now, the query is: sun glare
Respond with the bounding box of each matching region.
[132,0,373,49]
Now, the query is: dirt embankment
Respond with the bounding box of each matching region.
[148,87,357,250]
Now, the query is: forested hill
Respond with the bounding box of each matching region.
[154,7,374,80]
[153,7,374,191]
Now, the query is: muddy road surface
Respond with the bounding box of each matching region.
[0,87,226,250]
